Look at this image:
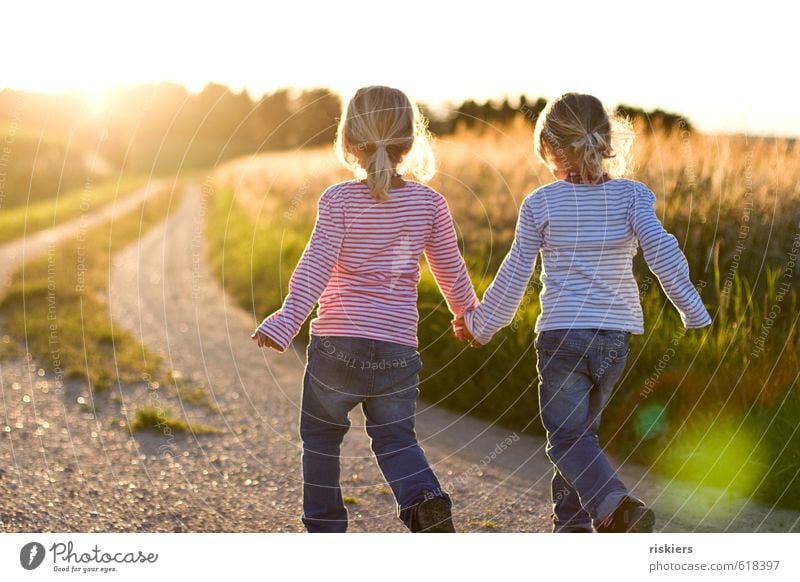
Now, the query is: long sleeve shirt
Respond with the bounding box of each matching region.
[464,179,711,345]
[257,180,479,350]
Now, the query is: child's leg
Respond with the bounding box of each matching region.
[587,331,646,510]
[536,330,630,526]
[361,343,450,530]
[299,336,365,533]
[551,468,592,532]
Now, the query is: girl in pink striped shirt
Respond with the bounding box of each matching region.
[251,86,478,532]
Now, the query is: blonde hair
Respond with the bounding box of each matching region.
[533,93,633,184]
[335,86,435,200]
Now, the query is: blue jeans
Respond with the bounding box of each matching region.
[535,328,641,531]
[299,334,450,532]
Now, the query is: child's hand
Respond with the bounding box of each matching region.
[452,316,483,348]
[452,316,467,340]
[251,330,282,351]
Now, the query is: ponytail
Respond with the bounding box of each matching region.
[571,131,612,184]
[365,141,394,201]
[534,93,633,184]
[335,86,435,201]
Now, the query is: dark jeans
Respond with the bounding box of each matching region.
[299,334,449,532]
[535,328,642,531]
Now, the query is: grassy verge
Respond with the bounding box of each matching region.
[205,188,309,316]
[0,176,145,245]
[130,405,220,435]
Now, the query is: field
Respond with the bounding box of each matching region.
[207,118,800,510]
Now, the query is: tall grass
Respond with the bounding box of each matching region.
[208,121,800,509]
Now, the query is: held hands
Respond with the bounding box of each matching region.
[452,315,483,348]
[251,330,282,351]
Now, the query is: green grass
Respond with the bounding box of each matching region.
[129,405,220,435]
[176,383,220,412]
[0,176,145,244]
[205,188,308,316]
[0,180,180,392]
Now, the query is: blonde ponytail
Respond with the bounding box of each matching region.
[365,141,393,200]
[335,86,435,201]
[571,130,611,185]
[534,93,633,184]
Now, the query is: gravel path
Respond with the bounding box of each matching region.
[2,182,797,533]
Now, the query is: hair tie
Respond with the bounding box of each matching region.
[574,132,603,149]
[374,140,386,151]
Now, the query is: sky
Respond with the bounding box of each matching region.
[3,0,796,135]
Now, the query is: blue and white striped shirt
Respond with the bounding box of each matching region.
[464,179,711,344]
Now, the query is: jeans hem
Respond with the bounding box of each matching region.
[301,515,348,533]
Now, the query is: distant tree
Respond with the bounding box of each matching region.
[616,103,691,135]
[253,89,292,149]
[456,99,482,129]
[0,84,697,179]
[287,89,341,147]
[519,96,546,125]
[498,98,516,125]
[189,83,254,144]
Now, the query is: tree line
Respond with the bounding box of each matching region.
[0,83,691,181]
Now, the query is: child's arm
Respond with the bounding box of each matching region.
[463,198,542,345]
[630,184,711,328]
[254,189,345,351]
[423,194,480,319]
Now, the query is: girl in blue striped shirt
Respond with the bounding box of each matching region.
[456,93,711,533]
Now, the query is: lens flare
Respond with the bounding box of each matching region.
[635,402,669,440]
[662,418,766,497]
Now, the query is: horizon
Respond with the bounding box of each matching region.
[1,82,791,141]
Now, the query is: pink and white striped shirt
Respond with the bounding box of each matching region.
[257,180,479,350]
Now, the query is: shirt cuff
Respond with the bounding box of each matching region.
[256,315,293,352]
[681,298,712,329]
[463,308,494,345]
[683,310,712,329]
